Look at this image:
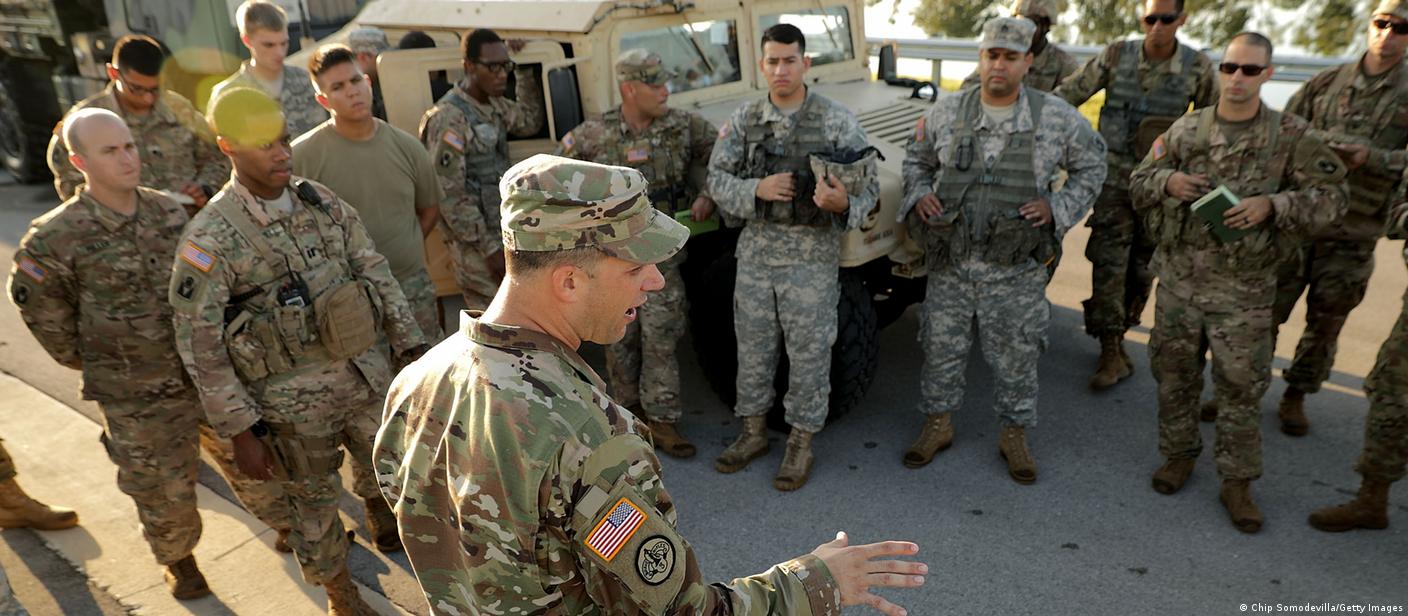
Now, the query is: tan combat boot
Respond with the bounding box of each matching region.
[646,419,697,459]
[1199,399,1218,422]
[164,554,211,600]
[998,425,1037,485]
[1219,479,1264,533]
[714,416,769,473]
[1089,334,1132,390]
[1278,387,1308,437]
[903,413,954,469]
[364,497,402,553]
[0,478,79,530]
[325,567,376,616]
[1308,479,1391,532]
[773,430,815,492]
[274,528,292,553]
[1151,457,1196,494]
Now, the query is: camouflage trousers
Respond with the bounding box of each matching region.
[734,260,838,433]
[1273,238,1377,393]
[1357,291,1408,483]
[919,259,1049,427]
[0,563,24,616]
[444,228,500,311]
[98,389,292,565]
[397,267,443,344]
[606,255,687,422]
[0,440,14,482]
[1083,184,1156,337]
[1150,281,1272,480]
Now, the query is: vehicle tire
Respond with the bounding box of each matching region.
[682,233,741,408]
[0,59,58,183]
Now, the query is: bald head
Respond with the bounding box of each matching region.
[63,108,140,192]
[62,108,127,156]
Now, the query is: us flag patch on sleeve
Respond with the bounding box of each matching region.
[17,257,46,283]
[561,132,575,151]
[442,129,466,153]
[585,498,646,562]
[180,241,216,273]
[914,116,926,142]
[1151,136,1167,160]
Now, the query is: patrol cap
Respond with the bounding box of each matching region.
[615,48,675,86]
[207,87,285,147]
[347,26,390,55]
[1011,0,1063,20]
[980,17,1037,54]
[499,154,689,264]
[1373,0,1408,20]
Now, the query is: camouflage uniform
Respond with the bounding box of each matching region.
[1357,201,1408,482]
[1056,38,1218,337]
[46,83,229,200]
[374,154,842,614]
[1129,106,1349,479]
[0,442,12,482]
[904,75,1106,425]
[1272,56,1408,395]
[7,188,291,566]
[556,55,715,423]
[420,75,544,309]
[708,91,878,433]
[170,177,425,584]
[210,62,329,139]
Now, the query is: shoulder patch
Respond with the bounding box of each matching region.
[635,536,675,585]
[626,147,649,163]
[914,116,927,142]
[561,132,576,152]
[441,129,466,153]
[717,121,731,139]
[17,257,46,283]
[1151,135,1167,160]
[180,241,217,273]
[585,498,647,562]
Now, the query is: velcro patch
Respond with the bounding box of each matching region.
[561,132,576,152]
[626,147,649,162]
[17,257,46,283]
[585,498,646,562]
[441,129,466,153]
[180,241,216,273]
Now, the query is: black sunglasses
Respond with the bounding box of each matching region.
[1143,13,1180,25]
[1218,62,1268,76]
[474,59,517,74]
[1374,18,1408,35]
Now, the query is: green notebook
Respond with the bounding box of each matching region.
[1191,185,1251,243]
[674,209,719,236]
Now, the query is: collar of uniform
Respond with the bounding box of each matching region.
[97,81,178,126]
[1354,53,1405,92]
[77,188,145,233]
[225,178,295,226]
[760,87,813,123]
[459,311,609,392]
[1138,39,1185,76]
[1206,102,1270,150]
[973,86,1035,133]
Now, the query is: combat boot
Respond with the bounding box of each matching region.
[714,416,769,473]
[0,478,78,530]
[1151,457,1196,494]
[1278,387,1308,437]
[998,424,1037,485]
[164,554,211,600]
[1219,479,1264,533]
[646,419,697,459]
[325,567,376,616]
[1199,399,1218,422]
[363,497,401,553]
[274,528,292,553]
[1089,334,1132,390]
[1308,479,1391,532]
[903,413,954,469]
[773,430,815,492]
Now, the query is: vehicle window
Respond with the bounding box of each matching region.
[619,20,742,94]
[759,6,853,66]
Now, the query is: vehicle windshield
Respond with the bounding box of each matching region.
[620,19,742,93]
[759,6,854,66]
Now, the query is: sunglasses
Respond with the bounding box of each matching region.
[1218,62,1268,76]
[116,74,161,97]
[1143,13,1180,25]
[1373,18,1408,35]
[474,59,517,74]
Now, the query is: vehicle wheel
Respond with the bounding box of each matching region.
[0,59,57,183]
[683,232,740,408]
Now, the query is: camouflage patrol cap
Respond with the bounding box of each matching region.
[206,87,285,147]
[499,154,689,264]
[1011,0,1063,20]
[1373,0,1408,20]
[615,48,675,86]
[347,26,390,55]
[980,16,1037,54]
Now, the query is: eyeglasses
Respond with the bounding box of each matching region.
[116,74,161,97]
[1373,18,1408,35]
[1143,13,1180,25]
[1218,62,1268,76]
[474,60,517,74]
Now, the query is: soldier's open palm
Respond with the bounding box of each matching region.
[811,531,926,616]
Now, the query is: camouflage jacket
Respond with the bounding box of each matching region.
[960,42,1081,93]
[420,76,545,254]
[707,90,878,266]
[46,83,229,201]
[210,62,329,139]
[8,188,190,401]
[169,177,424,437]
[374,313,841,615]
[557,106,716,212]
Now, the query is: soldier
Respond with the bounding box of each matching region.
[1129,33,1349,533]
[1261,0,1408,436]
[900,17,1106,483]
[210,1,328,139]
[345,27,390,121]
[9,108,295,599]
[1055,0,1217,391]
[556,49,717,458]
[374,153,926,615]
[46,35,228,205]
[170,88,427,613]
[0,439,78,530]
[420,28,545,310]
[1308,199,1408,532]
[959,0,1081,93]
[707,24,878,491]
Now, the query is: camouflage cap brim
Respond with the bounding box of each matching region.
[1374,0,1408,20]
[598,206,689,264]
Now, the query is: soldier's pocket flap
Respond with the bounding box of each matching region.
[576,481,686,612]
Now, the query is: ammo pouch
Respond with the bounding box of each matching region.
[982,214,1058,266]
[314,279,381,361]
[259,422,345,481]
[1134,116,1179,159]
[225,310,295,383]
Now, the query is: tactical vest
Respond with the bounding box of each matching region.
[598,109,692,213]
[742,96,841,227]
[1313,63,1408,217]
[1099,41,1198,156]
[927,89,1057,268]
[441,92,510,214]
[215,185,382,383]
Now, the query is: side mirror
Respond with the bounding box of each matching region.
[547,67,583,140]
[878,43,898,83]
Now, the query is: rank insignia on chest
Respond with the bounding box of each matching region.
[441,129,466,153]
[180,241,216,273]
[17,257,46,283]
[585,498,647,561]
[626,147,649,162]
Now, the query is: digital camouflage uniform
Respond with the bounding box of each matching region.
[7,187,290,566]
[374,154,841,614]
[170,177,425,584]
[1129,105,1349,479]
[708,90,878,433]
[1357,200,1408,483]
[1273,55,1408,395]
[46,83,229,201]
[1056,38,1218,337]
[420,74,544,309]
[902,82,1106,426]
[556,53,716,423]
[210,62,329,139]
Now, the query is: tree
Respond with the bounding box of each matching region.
[908,0,1000,37]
